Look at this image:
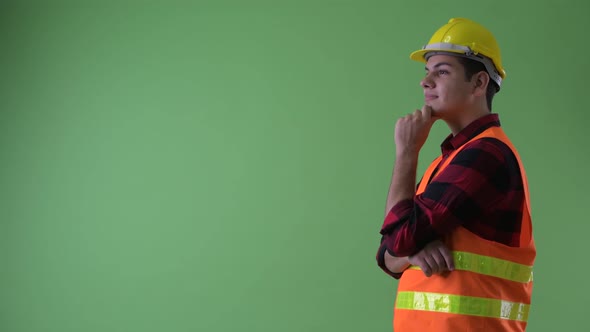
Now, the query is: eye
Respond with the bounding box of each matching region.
[438,70,449,75]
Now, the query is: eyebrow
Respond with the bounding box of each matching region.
[425,62,453,71]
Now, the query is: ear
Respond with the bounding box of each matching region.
[472,71,490,97]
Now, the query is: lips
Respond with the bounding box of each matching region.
[424,94,438,101]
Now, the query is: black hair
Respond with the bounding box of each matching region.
[457,57,499,111]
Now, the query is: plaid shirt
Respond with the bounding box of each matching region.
[376,114,524,278]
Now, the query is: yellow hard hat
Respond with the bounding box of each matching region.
[410,18,506,89]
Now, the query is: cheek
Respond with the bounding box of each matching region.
[441,84,463,103]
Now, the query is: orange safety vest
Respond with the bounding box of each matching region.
[393,126,536,331]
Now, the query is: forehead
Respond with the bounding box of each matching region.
[425,54,462,69]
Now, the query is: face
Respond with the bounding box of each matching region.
[421,54,476,119]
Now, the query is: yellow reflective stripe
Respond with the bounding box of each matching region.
[408,251,533,283]
[396,291,530,322]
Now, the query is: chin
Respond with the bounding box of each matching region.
[429,103,452,115]
[430,107,445,118]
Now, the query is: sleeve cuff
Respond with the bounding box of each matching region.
[376,240,404,279]
[380,198,414,234]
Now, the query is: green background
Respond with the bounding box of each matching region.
[1,1,587,331]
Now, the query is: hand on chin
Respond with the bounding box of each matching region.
[425,103,442,121]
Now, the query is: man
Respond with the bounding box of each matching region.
[376,18,536,331]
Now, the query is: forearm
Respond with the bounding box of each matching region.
[385,151,418,215]
[384,250,410,273]
[380,153,417,276]
[376,241,408,278]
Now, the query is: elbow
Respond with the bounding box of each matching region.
[382,231,417,258]
[392,236,416,257]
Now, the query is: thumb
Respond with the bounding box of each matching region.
[422,105,439,123]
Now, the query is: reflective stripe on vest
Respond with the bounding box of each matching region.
[408,251,533,283]
[396,291,530,322]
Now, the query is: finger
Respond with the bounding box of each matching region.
[421,263,433,277]
[421,105,435,122]
[422,256,438,276]
[410,255,432,277]
[438,245,455,271]
[428,251,448,274]
[423,105,441,123]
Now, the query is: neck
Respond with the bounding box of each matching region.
[445,107,490,136]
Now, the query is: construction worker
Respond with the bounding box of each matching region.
[376,18,536,331]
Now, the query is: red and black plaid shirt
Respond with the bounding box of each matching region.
[376,113,524,279]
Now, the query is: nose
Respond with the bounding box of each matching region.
[421,73,434,89]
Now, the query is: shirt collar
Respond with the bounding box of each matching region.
[440,113,501,154]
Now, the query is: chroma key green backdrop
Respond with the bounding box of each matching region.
[1,1,587,331]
